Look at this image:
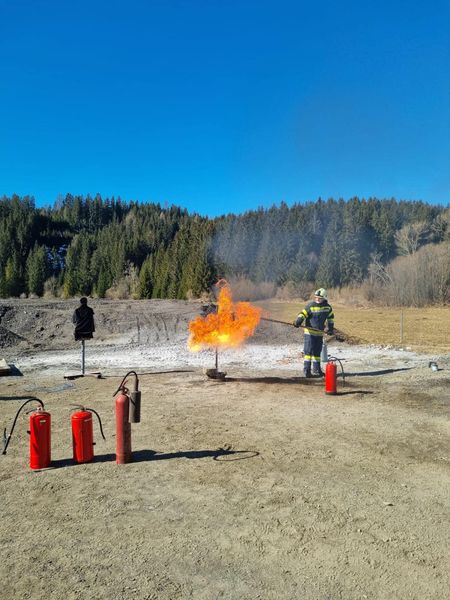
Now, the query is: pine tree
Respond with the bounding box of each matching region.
[315,219,342,288]
[4,251,23,297]
[77,234,93,295]
[26,245,48,296]
[95,269,111,298]
[138,255,154,299]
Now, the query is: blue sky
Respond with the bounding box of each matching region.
[1,0,449,216]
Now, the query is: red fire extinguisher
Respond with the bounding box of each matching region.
[115,390,132,464]
[71,405,106,463]
[113,371,141,465]
[325,357,345,395]
[325,361,337,395]
[2,398,51,469]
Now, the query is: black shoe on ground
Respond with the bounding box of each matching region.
[304,372,313,378]
[312,370,324,378]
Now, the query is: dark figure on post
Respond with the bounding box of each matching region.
[293,288,334,378]
[73,297,95,341]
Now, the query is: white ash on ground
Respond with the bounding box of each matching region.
[0,298,447,379]
[9,339,448,379]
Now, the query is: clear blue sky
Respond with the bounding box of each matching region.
[1,0,449,216]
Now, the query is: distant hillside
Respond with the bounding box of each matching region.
[0,194,449,303]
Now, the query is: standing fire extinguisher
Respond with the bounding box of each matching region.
[325,361,337,395]
[2,398,51,470]
[71,405,106,463]
[325,357,345,395]
[113,371,141,464]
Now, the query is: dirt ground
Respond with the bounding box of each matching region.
[1,299,450,599]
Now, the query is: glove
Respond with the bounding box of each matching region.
[293,317,303,328]
[327,327,334,335]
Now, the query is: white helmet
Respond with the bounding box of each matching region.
[314,288,328,300]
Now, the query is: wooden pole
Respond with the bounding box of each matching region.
[261,316,343,338]
[261,317,296,327]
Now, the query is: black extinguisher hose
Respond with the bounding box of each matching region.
[328,356,346,386]
[70,404,106,441]
[85,407,106,441]
[2,397,44,455]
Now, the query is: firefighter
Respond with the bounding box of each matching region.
[72,297,95,341]
[293,288,334,378]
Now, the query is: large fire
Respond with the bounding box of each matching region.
[188,284,262,352]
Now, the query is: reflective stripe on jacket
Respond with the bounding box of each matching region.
[296,301,334,336]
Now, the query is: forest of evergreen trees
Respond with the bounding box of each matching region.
[0,194,449,301]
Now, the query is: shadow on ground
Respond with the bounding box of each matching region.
[343,367,413,377]
[335,390,374,396]
[50,447,260,468]
[224,376,316,385]
[1,364,23,376]
[100,369,196,378]
[0,394,47,403]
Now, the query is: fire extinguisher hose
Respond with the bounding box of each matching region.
[328,356,346,386]
[2,397,45,455]
[70,405,106,441]
[112,370,139,397]
[85,407,106,441]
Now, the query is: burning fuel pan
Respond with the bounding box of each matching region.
[205,368,227,380]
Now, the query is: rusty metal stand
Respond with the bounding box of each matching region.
[206,346,226,380]
[64,338,102,380]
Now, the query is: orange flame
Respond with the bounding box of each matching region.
[188,285,262,352]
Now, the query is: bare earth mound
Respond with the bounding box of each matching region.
[0,299,449,599]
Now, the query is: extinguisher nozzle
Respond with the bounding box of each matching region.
[3,430,11,454]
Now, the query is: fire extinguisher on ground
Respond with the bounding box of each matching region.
[325,357,345,395]
[2,398,51,470]
[113,371,141,465]
[71,405,106,463]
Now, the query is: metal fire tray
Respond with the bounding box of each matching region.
[205,368,227,381]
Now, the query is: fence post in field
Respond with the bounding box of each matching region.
[400,310,404,344]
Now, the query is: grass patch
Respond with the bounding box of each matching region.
[256,301,450,353]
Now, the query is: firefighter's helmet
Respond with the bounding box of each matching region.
[314,288,328,300]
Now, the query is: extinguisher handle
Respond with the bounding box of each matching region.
[112,371,139,397]
[112,384,129,397]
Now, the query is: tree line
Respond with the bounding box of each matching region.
[0,194,449,302]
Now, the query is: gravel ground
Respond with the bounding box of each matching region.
[1,299,449,599]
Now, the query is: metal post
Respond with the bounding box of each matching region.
[400,310,404,344]
[215,346,218,371]
[81,339,86,375]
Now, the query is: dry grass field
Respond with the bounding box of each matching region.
[257,301,450,353]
